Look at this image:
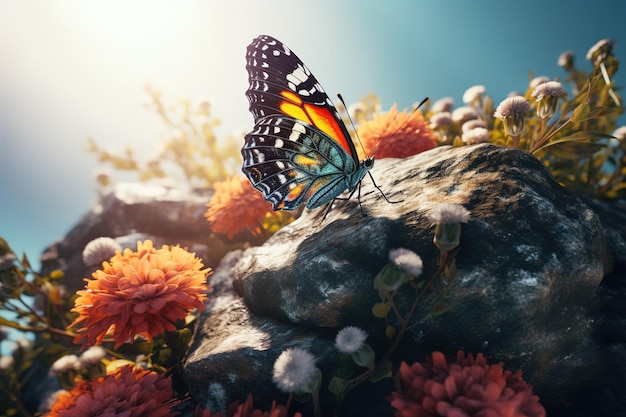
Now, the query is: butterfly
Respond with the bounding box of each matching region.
[241,35,393,214]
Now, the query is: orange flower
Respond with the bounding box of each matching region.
[205,176,275,239]
[46,365,179,417]
[357,103,437,159]
[69,240,210,348]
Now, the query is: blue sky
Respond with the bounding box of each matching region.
[0,0,625,268]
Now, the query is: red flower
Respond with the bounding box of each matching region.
[194,393,302,417]
[390,351,545,417]
[357,104,437,159]
[46,365,179,417]
[69,240,210,348]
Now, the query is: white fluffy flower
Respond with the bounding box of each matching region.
[272,348,317,393]
[82,237,122,266]
[49,354,79,376]
[462,85,486,104]
[389,248,423,277]
[78,346,107,366]
[335,326,368,354]
[429,203,471,224]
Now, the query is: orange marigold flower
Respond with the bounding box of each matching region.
[69,240,210,348]
[205,176,275,239]
[357,103,437,159]
[46,365,179,417]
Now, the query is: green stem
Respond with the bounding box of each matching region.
[333,251,451,415]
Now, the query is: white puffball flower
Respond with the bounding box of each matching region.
[335,326,368,354]
[272,347,318,393]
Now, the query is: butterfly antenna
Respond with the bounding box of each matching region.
[337,93,367,156]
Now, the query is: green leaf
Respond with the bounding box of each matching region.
[372,302,391,318]
[328,376,349,397]
[299,368,322,394]
[385,325,396,339]
[158,347,172,363]
[351,343,375,368]
[166,328,192,358]
[570,101,591,123]
[571,103,622,122]
[370,360,392,383]
[535,131,613,158]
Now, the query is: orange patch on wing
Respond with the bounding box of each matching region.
[278,90,353,156]
[280,90,302,105]
[304,104,352,155]
[279,101,308,122]
[293,154,322,167]
[306,177,329,198]
[287,183,306,200]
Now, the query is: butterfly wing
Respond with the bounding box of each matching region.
[242,115,361,210]
[242,35,370,211]
[245,35,359,163]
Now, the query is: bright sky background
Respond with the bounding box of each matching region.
[1,0,625,268]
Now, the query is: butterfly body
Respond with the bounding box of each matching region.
[242,35,375,211]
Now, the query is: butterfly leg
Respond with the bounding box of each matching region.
[367,171,404,204]
[319,185,364,222]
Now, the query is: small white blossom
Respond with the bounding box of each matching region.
[49,354,79,376]
[531,81,565,101]
[348,101,366,120]
[529,76,549,90]
[558,51,575,69]
[78,346,107,366]
[0,355,14,370]
[38,390,66,414]
[429,112,453,130]
[389,248,423,277]
[462,85,486,104]
[586,38,615,64]
[494,96,530,138]
[462,127,490,144]
[612,126,626,140]
[272,348,317,393]
[82,237,122,267]
[429,203,471,224]
[452,106,479,124]
[462,119,487,133]
[431,97,455,113]
[494,96,530,119]
[0,253,17,267]
[335,326,368,354]
[532,81,565,120]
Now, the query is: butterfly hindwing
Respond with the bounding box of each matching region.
[243,116,360,210]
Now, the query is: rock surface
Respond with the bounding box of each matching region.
[184,144,621,417]
[40,182,216,289]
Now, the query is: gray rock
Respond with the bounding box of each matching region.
[40,182,215,290]
[186,144,614,416]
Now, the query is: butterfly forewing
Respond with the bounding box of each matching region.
[242,35,374,212]
[245,35,358,161]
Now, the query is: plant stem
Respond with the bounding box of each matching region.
[333,252,451,415]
